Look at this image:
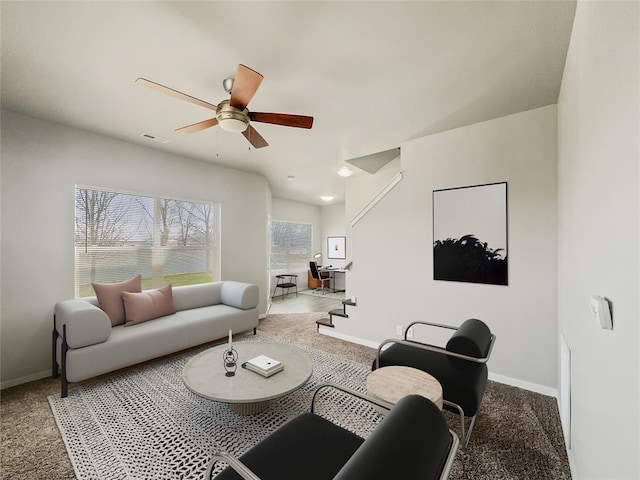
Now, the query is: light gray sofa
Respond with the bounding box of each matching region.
[52,281,259,397]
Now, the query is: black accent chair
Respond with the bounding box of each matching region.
[373,318,495,448]
[309,261,331,294]
[272,274,298,300]
[207,383,459,480]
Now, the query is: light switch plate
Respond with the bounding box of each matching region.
[590,295,612,330]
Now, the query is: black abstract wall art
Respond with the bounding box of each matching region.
[433,182,508,285]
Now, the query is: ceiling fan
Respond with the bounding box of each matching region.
[136,64,313,149]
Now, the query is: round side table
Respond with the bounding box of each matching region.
[367,365,443,410]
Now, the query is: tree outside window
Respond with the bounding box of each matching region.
[271,221,312,276]
[75,187,220,297]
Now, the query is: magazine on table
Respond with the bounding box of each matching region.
[243,354,284,377]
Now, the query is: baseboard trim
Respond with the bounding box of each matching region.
[488,372,558,398]
[567,449,579,479]
[556,396,579,479]
[1,369,50,391]
[318,326,380,349]
[319,327,559,398]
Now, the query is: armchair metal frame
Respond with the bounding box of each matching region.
[205,382,459,480]
[375,321,496,448]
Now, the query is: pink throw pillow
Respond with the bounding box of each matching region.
[122,284,176,326]
[92,275,142,326]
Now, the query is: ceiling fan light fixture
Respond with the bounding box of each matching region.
[218,117,248,133]
[216,100,249,133]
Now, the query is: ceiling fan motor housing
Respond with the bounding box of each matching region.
[216,100,249,132]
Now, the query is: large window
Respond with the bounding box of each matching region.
[270,221,312,275]
[75,187,220,297]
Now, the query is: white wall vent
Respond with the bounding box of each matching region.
[141,133,169,144]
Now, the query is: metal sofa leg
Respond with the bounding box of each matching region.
[61,324,69,398]
[51,316,59,379]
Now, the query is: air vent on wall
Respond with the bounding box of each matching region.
[141,133,169,144]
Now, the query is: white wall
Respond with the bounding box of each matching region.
[557,1,639,478]
[345,105,558,389]
[321,203,347,269]
[1,110,270,387]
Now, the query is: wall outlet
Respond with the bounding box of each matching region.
[396,325,403,336]
[407,327,414,339]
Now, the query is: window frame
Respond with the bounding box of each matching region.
[74,185,221,298]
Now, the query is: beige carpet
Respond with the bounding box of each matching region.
[1,313,571,479]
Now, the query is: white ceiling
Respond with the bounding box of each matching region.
[1,1,576,205]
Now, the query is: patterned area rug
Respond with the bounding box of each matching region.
[48,332,381,480]
[47,323,572,480]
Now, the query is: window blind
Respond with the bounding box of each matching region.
[75,187,220,297]
[270,221,312,275]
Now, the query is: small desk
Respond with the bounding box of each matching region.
[318,268,346,292]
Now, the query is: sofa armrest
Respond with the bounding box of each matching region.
[54,299,111,349]
[221,282,259,310]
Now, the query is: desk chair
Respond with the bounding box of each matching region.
[309,261,331,294]
[272,274,298,300]
[373,318,495,448]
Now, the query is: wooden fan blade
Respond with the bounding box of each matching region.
[242,125,269,149]
[249,112,314,129]
[229,65,263,110]
[136,78,218,112]
[175,117,219,133]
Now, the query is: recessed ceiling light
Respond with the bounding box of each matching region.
[320,195,335,202]
[287,175,295,181]
[337,167,353,177]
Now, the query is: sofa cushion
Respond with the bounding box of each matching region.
[122,284,176,326]
[172,282,223,311]
[92,275,142,326]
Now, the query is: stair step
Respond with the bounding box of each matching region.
[316,318,334,328]
[329,309,349,318]
[342,299,356,306]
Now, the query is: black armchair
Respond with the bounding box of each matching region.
[373,318,495,447]
[207,383,459,480]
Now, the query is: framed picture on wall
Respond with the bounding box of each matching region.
[433,182,508,285]
[327,236,346,259]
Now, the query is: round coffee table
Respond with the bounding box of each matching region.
[367,366,443,410]
[183,342,313,415]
